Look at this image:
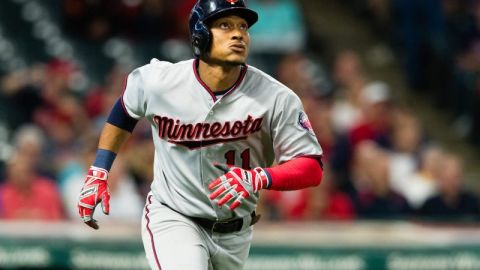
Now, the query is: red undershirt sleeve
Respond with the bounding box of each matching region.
[265,156,323,191]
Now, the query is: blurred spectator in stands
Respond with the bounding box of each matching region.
[329,52,371,193]
[388,107,423,195]
[262,189,310,221]
[34,59,82,131]
[400,145,444,209]
[11,125,50,178]
[104,156,144,222]
[83,65,129,130]
[307,164,355,221]
[123,121,155,198]
[331,50,367,133]
[57,133,97,194]
[349,81,393,149]
[419,154,480,220]
[32,59,93,172]
[347,0,480,147]
[277,53,332,99]
[261,166,354,221]
[260,164,355,221]
[304,98,336,161]
[0,193,2,217]
[331,80,395,193]
[0,152,64,220]
[42,94,93,173]
[352,141,411,219]
[277,53,316,99]
[0,65,44,132]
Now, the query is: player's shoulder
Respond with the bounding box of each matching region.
[246,64,301,101]
[134,58,193,76]
[125,59,193,94]
[246,65,293,94]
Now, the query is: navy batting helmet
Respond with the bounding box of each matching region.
[189,0,258,58]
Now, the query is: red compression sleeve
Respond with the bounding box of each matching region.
[265,157,323,191]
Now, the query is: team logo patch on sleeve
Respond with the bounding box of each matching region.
[297,111,315,136]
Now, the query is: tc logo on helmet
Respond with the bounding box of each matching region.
[226,0,239,4]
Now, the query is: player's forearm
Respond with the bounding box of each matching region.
[98,123,132,153]
[92,123,131,171]
[93,98,139,170]
[265,157,323,191]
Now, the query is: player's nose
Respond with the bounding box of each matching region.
[230,28,245,40]
[231,33,243,40]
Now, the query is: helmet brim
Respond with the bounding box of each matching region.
[204,7,258,28]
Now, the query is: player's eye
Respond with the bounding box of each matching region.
[239,23,248,31]
[219,22,230,29]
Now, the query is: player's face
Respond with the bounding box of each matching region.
[208,15,250,66]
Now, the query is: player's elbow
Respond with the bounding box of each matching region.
[311,166,323,187]
[305,156,323,187]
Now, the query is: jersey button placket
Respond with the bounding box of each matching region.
[201,108,213,192]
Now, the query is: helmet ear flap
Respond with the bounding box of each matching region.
[191,21,211,58]
[192,36,202,58]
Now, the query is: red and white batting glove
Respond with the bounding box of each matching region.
[78,166,110,230]
[208,164,271,210]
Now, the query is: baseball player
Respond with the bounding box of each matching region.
[77,0,324,269]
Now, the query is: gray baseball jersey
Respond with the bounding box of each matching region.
[122,58,322,220]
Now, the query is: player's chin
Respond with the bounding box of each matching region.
[224,54,248,66]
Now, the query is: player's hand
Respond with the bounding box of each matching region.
[208,164,270,210]
[78,166,110,230]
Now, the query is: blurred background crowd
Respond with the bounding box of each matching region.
[0,0,479,225]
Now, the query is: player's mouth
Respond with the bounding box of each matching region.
[229,43,246,53]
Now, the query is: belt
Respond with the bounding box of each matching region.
[161,203,261,234]
[191,211,261,234]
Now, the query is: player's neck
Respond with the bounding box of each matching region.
[198,60,242,92]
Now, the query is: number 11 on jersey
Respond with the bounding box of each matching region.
[224,149,251,170]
